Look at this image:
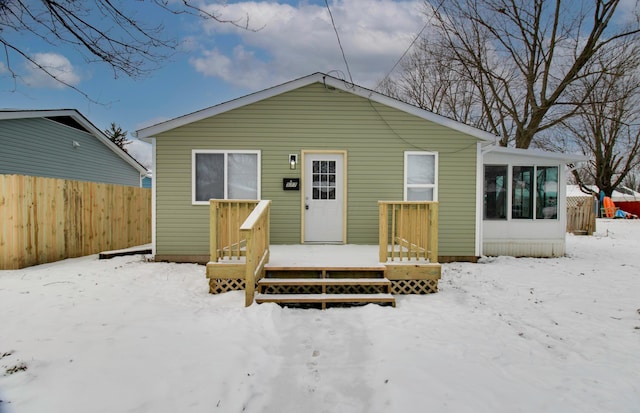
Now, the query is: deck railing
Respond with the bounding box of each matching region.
[378,201,438,263]
[210,200,260,261]
[209,199,271,306]
[240,200,271,306]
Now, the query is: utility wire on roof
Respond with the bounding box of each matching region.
[324,0,353,84]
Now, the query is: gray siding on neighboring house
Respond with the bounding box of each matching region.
[154,83,479,260]
[0,117,141,186]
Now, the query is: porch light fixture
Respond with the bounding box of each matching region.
[289,154,298,170]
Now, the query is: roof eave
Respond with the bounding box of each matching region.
[1,109,148,174]
[483,145,589,163]
[135,72,499,143]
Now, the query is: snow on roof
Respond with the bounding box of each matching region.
[567,185,640,201]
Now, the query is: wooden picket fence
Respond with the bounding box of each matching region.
[566,196,596,235]
[0,174,151,270]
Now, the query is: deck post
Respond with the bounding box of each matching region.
[244,228,256,307]
[378,202,388,262]
[429,203,438,262]
[209,200,218,261]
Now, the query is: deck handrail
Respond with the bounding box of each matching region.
[209,199,271,306]
[240,200,271,306]
[209,200,260,262]
[378,201,438,263]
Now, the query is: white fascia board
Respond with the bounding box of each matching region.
[482,145,589,164]
[135,72,499,144]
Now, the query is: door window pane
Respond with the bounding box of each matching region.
[312,160,336,200]
[484,165,508,219]
[512,166,534,219]
[536,166,558,219]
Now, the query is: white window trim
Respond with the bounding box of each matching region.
[192,149,261,205]
[404,151,439,201]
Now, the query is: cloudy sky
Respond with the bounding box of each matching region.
[0,0,427,167]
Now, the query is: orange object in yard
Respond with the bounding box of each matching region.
[602,196,616,218]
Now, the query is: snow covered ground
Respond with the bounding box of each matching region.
[1,219,639,413]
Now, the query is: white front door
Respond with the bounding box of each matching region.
[304,153,345,243]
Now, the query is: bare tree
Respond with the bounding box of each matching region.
[561,42,640,198]
[0,0,252,95]
[379,36,506,136]
[104,122,130,153]
[385,0,640,148]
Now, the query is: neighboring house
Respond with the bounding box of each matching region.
[136,73,585,262]
[0,109,148,186]
[142,172,153,189]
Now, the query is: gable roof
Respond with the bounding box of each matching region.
[0,109,148,174]
[135,72,499,143]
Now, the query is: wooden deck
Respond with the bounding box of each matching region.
[206,200,441,307]
[208,245,441,307]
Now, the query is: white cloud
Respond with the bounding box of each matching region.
[127,138,152,169]
[23,53,81,89]
[190,0,424,90]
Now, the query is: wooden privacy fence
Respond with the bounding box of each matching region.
[378,201,439,263]
[566,196,596,235]
[0,174,151,270]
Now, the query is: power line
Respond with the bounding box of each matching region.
[376,1,444,89]
[324,0,353,84]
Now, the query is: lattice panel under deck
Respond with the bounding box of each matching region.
[392,279,438,294]
[210,278,246,294]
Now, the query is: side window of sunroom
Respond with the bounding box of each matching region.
[484,165,508,219]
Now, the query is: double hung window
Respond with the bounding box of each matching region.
[405,152,438,201]
[192,150,260,204]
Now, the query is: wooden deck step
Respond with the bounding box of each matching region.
[257,277,391,287]
[255,293,396,308]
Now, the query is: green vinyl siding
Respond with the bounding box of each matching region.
[154,82,478,257]
[0,117,141,186]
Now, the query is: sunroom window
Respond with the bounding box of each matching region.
[405,152,438,201]
[484,165,507,219]
[192,150,260,204]
[483,164,559,220]
[536,166,558,219]
[512,166,534,219]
